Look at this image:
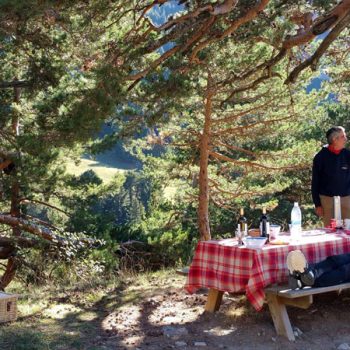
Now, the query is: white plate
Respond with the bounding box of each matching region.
[302,230,325,236]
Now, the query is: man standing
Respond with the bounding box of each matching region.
[312,126,350,226]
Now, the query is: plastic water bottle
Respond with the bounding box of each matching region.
[291,202,302,241]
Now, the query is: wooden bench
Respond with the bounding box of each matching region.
[176,267,189,276]
[265,282,350,341]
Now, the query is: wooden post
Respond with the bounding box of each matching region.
[266,293,295,341]
[205,289,224,312]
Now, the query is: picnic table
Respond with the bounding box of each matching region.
[185,230,350,311]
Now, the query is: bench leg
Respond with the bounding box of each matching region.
[205,289,224,312]
[266,293,295,341]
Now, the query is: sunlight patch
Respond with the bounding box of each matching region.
[204,326,237,336]
[77,311,99,321]
[148,300,199,325]
[226,306,246,317]
[18,301,48,317]
[43,303,82,319]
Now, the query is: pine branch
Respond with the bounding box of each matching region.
[213,141,260,158]
[221,73,280,106]
[209,151,309,171]
[0,80,29,89]
[0,235,36,248]
[0,214,65,243]
[21,214,64,233]
[189,0,270,63]
[211,115,294,136]
[282,0,350,50]
[286,11,350,84]
[213,98,274,124]
[19,199,70,217]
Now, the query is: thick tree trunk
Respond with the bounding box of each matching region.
[198,77,215,241]
[0,257,18,290]
[10,182,21,237]
[11,84,21,237]
[0,82,22,290]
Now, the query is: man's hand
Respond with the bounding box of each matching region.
[315,206,323,217]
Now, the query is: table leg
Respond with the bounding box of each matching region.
[205,289,224,312]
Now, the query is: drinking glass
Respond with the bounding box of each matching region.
[235,228,244,245]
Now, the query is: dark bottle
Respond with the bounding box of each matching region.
[238,208,248,238]
[259,207,270,240]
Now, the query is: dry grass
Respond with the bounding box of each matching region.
[65,158,122,183]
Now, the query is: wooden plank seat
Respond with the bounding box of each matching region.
[265,282,350,341]
[176,266,189,276]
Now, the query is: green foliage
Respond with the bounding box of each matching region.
[147,229,195,266]
[15,229,106,286]
[0,0,349,282]
[64,170,150,238]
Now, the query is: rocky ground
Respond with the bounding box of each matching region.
[95,272,350,350]
[3,270,350,350]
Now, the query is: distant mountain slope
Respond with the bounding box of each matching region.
[89,124,141,169]
[66,124,141,182]
[66,158,122,182]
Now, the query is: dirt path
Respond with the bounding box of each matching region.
[96,272,350,350]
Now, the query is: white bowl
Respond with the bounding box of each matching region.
[243,236,267,248]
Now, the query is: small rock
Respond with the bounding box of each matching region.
[163,326,189,338]
[175,341,187,347]
[338,344,350,350]
[293,327,303,337]
[194,342,207,347]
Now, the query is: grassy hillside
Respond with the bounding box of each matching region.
[65,158,123,183]
[66,126,141,182]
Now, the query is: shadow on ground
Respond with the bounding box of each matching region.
[1,274,350,349]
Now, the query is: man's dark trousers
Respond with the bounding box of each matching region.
[312,253,350,287]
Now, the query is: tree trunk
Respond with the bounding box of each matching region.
[1,82,22,289]
[198,76,215,241]
[10,182,21,237]
[11,84,21,238]
[0,257,18,290]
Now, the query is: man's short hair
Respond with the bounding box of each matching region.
[326,126,345,145]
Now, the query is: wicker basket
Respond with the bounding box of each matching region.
[0,292,18,323]
[248,228,261,237]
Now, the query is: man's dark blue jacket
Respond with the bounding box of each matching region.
[312,146,350,207]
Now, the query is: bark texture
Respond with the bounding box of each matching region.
[198,76,215,241]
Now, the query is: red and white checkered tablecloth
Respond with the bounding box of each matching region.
[185,231,350,311]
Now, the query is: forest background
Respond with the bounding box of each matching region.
[0,0,350,290]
